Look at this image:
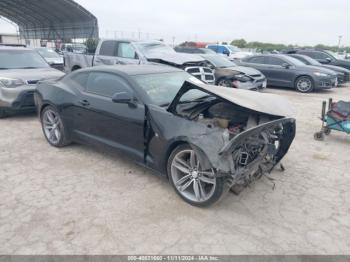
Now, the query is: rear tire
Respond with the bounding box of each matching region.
[41,106,71,147]
[295,76,314,93]
[167,144,227,207]
[217,78,233,88]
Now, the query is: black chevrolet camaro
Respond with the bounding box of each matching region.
[34,65,296,207]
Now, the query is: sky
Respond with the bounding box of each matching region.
[1,0,350,46]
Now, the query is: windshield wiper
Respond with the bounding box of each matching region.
[18,67,39,69]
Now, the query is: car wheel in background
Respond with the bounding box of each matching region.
[295,76,314,93]
[41,106,71,147]
[167,144,228,207]
[217,78,233,87]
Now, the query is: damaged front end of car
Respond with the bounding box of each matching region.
[161,79,296,192]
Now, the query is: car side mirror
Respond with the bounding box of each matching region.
[223,50,230,56]
[112,92,135,106]
[326,57,332,63]
[282,63,291,69]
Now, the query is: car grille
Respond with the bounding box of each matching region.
[26,80,39,85]
[345,73,350,81]
[184,66,215,84]
[21,92,35,107]
[255,78,265,83]
[250,74,262,78]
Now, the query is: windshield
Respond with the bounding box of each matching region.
[227,45,240,53]
[324,50,337,59]
[0,50,49,69]
[133,72,209,106]
[281,55,306,66]
[300,55,321,65]
[135,42,175,56]
[204,55,236,68]
[36,48,60,58]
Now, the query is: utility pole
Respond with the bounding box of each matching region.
[172,36,175,47]
[338,35,343,51]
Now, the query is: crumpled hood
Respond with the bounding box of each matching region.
[0,68,64,82]
[226,66,263,76]
[145,52,205,66]
[169,79,294,117]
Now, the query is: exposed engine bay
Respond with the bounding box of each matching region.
[173,98,295,192]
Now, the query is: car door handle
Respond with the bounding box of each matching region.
[79,100,90,106]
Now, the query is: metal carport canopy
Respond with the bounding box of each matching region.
[0,0,99,40]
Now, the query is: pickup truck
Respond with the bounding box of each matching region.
[64,39,215,84]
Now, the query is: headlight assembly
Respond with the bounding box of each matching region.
[313,72,328,77]
[0,78,26,88]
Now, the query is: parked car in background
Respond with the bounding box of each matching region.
[34,64,296,207]
[288,54,350,84]
[0,47,64,118]
[284,49,350,70]
[36,47,64,71]
[200,54,267,91]
[240,54,338,92]
[64,39,215,84]
[206,44,253,60]
[174,46,216,54]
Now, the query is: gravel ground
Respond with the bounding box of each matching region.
[0,84,350,255]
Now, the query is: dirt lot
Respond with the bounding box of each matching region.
[0,84,350,255]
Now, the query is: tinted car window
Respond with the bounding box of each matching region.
[313,52,331,60]
[117,42,137,59]
[267,57,285,66]
[300,51,329,60]
[247,56,265,64]
[70,72,89,89]
[133,72,207,106]
[86,72,131,97]
[99,41,117,56]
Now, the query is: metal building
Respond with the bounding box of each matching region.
[0,0,99,41]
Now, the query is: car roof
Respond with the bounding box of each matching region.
[81,64,183,76]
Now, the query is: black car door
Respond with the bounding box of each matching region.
[264,57,295,87]
[243,56,270,75]
[74,71,145,161]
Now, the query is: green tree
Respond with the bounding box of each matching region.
[84,38,99,54]
[231,39,247,48]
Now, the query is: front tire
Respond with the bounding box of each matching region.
[217,78,233,87]
[41,106,71,147]
[167,144,227,207]
[295,76,314,93]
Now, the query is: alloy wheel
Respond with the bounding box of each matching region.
[42,109,62,145]
[171,149,216,203]
[296,77,313,92]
